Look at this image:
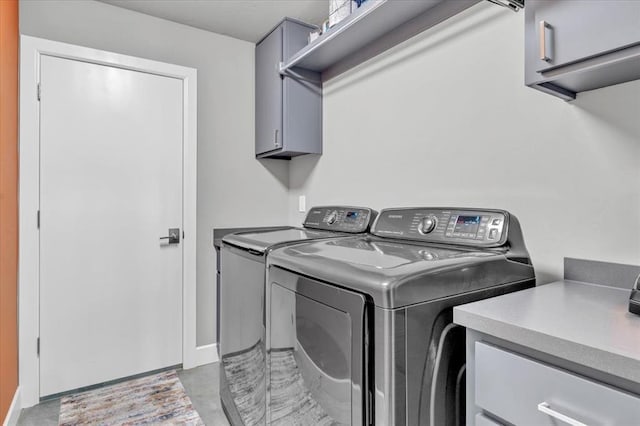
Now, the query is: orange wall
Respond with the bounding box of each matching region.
[0,0,19,421]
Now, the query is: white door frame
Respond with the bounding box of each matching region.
[19,35,200,407]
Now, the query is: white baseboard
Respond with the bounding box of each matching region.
[190,343,218,368]
[2,386,21,426]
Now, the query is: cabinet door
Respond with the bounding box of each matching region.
[256,26,283,155]
[531,1,640,72]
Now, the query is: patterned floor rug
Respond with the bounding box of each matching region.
[269,349,340,426]
[58,370,203,425]
[221,343,341,425]
[221,342,266,425]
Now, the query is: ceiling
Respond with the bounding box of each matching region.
[99,0,329,43]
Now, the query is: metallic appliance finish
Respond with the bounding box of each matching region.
[267,267,368,425]
[267,238,533,310]
[370,208,513,248]
[219,206,376,426]
[219,245,267,425]
[223,206,375,253]
[266,207,535,425]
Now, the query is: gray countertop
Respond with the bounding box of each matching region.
[454,279,640,383]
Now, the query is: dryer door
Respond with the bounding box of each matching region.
[267,266,369,426]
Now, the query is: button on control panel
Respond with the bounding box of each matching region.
[418,215,438,234]
[303,206,376,233]
[372,208,508,246]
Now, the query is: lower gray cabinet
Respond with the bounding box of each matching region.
[525,0,640,100]
[475,342,640,425]
[255,18,322,159]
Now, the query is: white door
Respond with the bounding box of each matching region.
[39,54,184,397]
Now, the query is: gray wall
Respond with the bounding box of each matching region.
[20,0,290,346]
[289,3,640,283]
[20,1,640,348]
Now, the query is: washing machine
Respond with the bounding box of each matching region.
[219,206,377,426]
[265,207,536,425]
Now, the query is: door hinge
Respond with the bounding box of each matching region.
[37,337,40,356]
[37,210,40,229]
[182,230,185,239]
[37,83,41,101]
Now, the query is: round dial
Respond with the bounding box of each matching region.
[418,215,437,234]
[327,210,338,225]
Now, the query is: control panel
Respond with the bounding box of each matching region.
[303,206,376,233]
[371,208,509,246]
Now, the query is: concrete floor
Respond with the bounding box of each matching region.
[17,363,231,426]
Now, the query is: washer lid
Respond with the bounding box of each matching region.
[222,228,341,254]
[267,236,535,309]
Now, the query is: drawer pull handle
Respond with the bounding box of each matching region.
[537,402,588,426]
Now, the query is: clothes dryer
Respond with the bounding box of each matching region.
[220,206,377,425]
[265,207,535,425]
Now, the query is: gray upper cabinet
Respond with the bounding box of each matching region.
[525,0,640,100]
[255,24,283,156]
[255,18,322,159]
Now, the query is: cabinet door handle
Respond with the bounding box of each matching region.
[274,129,280,147]
[537,402,588,426]
[539,20,552,62]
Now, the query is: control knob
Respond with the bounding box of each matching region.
[418,215,437,234]
[327,210,338,225]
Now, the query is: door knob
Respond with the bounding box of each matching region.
[160,228,180,244]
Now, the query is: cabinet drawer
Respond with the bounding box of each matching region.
[475,342,640,426]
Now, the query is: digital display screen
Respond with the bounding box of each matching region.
[345,211,359,220]
[454,215,481,236]
[456,215,481,225]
